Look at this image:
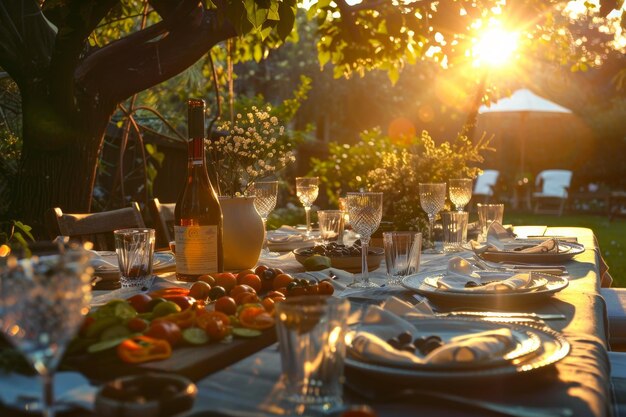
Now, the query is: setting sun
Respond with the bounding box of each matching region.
[472,27,519,67]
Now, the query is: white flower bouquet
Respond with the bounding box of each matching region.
[208,105,295,197]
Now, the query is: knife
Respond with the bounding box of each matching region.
[439,311,566,321]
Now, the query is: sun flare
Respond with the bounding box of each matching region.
[472,27,519,68]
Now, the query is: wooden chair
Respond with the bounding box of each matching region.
[533,169,573,216]
[147,198,176,249]
[45,203,145,251]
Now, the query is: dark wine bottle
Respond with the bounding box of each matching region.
[174,99,224,281]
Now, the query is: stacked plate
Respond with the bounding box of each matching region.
[401,270,569,306]
[91,251,176,290]
[346,317,570,383]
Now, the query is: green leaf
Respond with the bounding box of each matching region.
[253,43,263,62]
[13,221,34,241]
[277,2,296,41]
[268,1,280,20]
[246,0,269,29]
[317,0,332,8]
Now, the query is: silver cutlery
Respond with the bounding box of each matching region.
[346,382,573,417]
[438,311,566,321]
[472,255,566,276]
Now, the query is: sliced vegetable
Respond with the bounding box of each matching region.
[116,335,172,363]
[182,327,210,345]
[232,328,262,338]
[153,305,197,329]
[99,324,132,341]
[238,306,275,330]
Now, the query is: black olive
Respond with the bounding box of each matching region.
[398,331,413,344]
[413,337,427,350]
[286,281,300,290]
[423,339,443,354]
[386,337,401,349]
[400,344,416,353]
[464,281,479,288]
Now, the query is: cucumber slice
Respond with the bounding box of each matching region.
[99,324,132,342]
[182,328,209,345]
[232,328,262,338]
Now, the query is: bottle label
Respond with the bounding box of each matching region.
[174,225,218,274]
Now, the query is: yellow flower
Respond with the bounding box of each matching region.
[0,244,11,257]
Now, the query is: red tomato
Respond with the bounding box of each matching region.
[127,317,149,332]
[234,292,259,306]
[196,311,231,341]
[230,284,256,298]
[145,321,182,346]
[238,274,262,293]
[214,296,237,315]
[127,293,152,313]
[318,280,335,295]
[214,273,237,293]
[162,295,195,311]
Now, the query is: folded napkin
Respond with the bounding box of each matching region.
[437,256,532,292]
[350,306,515,367]
[89,251,118,271]
[471,222,558,254]
[267,226,318,243]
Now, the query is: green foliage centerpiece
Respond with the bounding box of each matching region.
[311,129,491,232]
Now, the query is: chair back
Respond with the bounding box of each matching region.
[45,203,145,250]
[147,198,176,248]
[474,170,499,196]
[535,170,573,198]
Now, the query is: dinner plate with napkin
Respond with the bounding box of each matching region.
[470,223,584,264]
[429,257,547,294]
[266,226,319,252]
[347,305,536,370]
[344,304,570,383]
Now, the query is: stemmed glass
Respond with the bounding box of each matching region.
[251,180,279,257]
[296,177,319,235]
[449,179,473,211]
[419,183,446,254]
[346,192,383,288]
[0,244,93,417]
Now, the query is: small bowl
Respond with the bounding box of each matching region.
[95,373,197,417]
[293,246,384,273]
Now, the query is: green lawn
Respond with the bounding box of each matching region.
[503,212,626,287]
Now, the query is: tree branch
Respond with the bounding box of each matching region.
[45,0,119,113]
[0,0,55,87]
[77,5,236,104]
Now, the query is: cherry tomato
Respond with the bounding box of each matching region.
[234,292,260,306]
[261,297,275,313]
[127,317,149,332]
[318,281,335,295]
[198,274,216,287]
[127,293,152,313]
[189,281,212,301]
[238,274,262,293]
[162,295,195,311]
[214,273,237,293]
[145,321,182,346]
[214,296,237,315]
[230,284,256,298]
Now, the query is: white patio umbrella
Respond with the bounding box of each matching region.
[478,88,573,176]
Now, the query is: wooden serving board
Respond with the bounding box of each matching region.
[67,329,277,382]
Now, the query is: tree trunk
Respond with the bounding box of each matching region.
[10,95,115,238]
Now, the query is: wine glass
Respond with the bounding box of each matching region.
[0,245,93,417]
[251,180,279,257]
[449,179,473,211]
[346,192,383,288]
[296,177,319,235]
[419,183,446,254]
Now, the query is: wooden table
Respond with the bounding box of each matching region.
[188,227,611,417]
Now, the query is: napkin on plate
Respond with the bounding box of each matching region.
[266,226,317,243]
[89,251,118,272]
[471,222,558,254]
[349,306,515,367]
[436,256,532,292]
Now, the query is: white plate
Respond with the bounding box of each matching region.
[348,318,541,371]
[423,273,549,294]
[92,251,175,281]
[481,241,585,264]
[402,269,568,306]
[346,317,570,382]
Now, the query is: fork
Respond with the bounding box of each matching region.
[345,382,573,417]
